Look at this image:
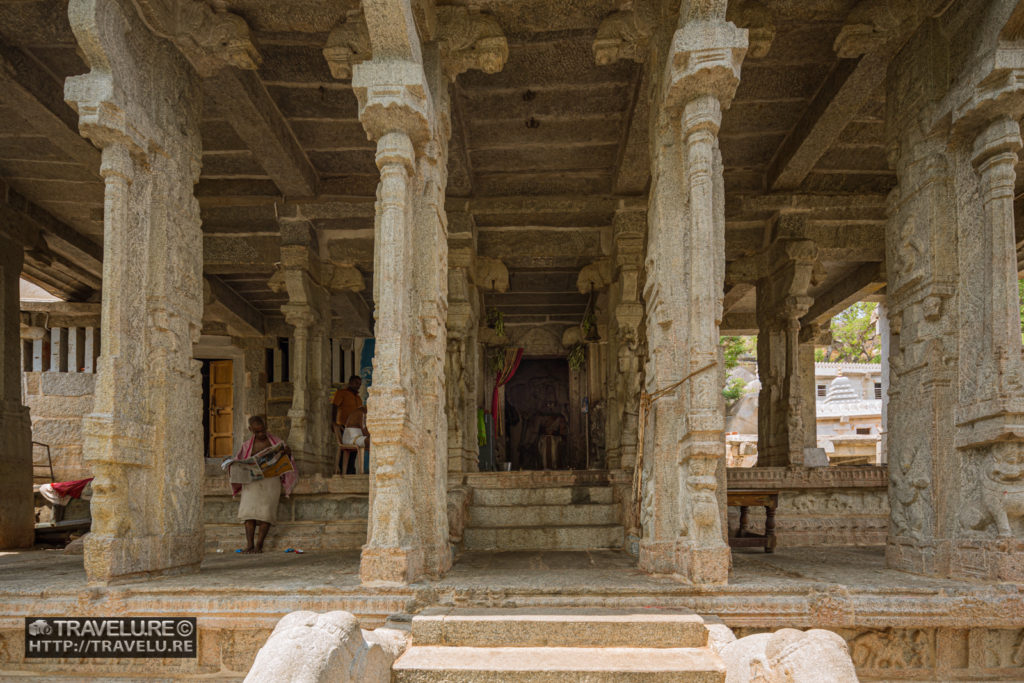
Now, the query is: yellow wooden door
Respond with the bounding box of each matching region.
[209,360,234,457]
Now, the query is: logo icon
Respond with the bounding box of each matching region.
[27,619,52,636]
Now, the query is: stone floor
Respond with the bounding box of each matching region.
[2,546,1023,679]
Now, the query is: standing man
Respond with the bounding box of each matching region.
[331,375,363,472]
[228,415,297,553]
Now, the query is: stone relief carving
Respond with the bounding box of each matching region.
[725,0,774,59]
[177,1,261,74]
[847,628,935,671]
[437,6,508,79]
[593,8,652,65]
[323,11,371,80]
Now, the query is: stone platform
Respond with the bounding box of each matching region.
[1,546,1023,680]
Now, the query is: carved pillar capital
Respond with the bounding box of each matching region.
[971,115,1022,181]
[353,61,434,150]
[664,19,748,113]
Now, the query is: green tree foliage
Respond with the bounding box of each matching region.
[818,302,881,363]
[720,336,756,404]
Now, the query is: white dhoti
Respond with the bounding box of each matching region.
[342,427,367,447]
[238,476,281,523]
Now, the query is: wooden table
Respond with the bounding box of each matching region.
[727,489,779,553]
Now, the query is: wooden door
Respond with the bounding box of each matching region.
[208,360,234,457]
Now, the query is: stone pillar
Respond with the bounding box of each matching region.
[638,7,746,584]
[877,302,890,465]
[277,218,331,476]
[799,340,817,452]
[352,1,506,585]
[64,0,215,582]
[605,206,645,472]
[446,210,481,475]
[885,5,1024,580]
[0,234,32,549]
[241,337,269,421]
[755,236,818,466]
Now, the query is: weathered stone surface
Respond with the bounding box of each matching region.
[64,0,205,582]
[245,610,398,683]
[884,1,1024,581]
[718,628,857,682]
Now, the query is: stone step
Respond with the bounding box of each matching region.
[469,503,620,528]
[204,521,366,553]
[463,524,624,551]
[412,608,709,649]
[473,486,614,507]
[393,646,725,682]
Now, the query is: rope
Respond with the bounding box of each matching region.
[631,361,719,528]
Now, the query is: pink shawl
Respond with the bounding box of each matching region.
[229,433,298,497]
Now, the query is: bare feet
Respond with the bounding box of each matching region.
[241,546,256,554]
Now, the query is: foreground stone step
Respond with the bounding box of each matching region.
[468,503,619,528]
[463,524,624,551]
[392,646,725,682]
[473,486,614,507]
[412,607,708,648]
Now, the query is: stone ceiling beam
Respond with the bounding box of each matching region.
[204,274,265,336]
[0,43,101,172]
[721,311,758,335]
[764,0,928,192]
[800,261,885,330]
[722,282,754,315]
[612,62,651,195]
[204,69,320,198]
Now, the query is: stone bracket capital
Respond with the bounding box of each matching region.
[664,20,748,113]
[174,2,261,77]
[280,303,319,330]
[437,6,508,80]
[353,60,434,150]
[971,115,1023,171]
[323,10,372,80]
[593,7,653,66]
[949,46,1024,141]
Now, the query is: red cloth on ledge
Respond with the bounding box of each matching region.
[50,478,93,500]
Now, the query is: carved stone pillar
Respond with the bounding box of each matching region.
[885,7,1024,580]
[0,234,32,548]
[446,211,480,475]
[352,1,506,585]
[64,0,223,582]
[755,238,818,466]
[606,207,645,472]
[638,7,747,584]
[277,219,331,476]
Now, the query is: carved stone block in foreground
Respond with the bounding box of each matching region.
[245,610,407,683]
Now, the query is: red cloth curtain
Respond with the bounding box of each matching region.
[491,347,524,435]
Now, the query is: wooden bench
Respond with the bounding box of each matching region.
[727,489,779,553]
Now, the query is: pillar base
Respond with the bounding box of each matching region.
[84,532,202,585]
[675,544,731,585]
[639,539,731,584]
[360,545,424,586]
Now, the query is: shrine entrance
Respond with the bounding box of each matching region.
[502,358,587,471]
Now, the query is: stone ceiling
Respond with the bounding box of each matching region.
[0,0,983,337]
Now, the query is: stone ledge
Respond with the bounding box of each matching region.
[727,466,887,489]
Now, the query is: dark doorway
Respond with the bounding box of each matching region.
[505,358,574,470]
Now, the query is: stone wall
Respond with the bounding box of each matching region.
[203,471,368,552]
[24,372,95,482]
